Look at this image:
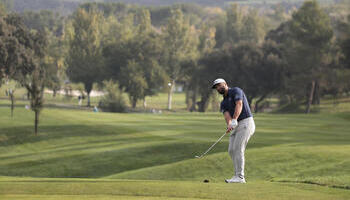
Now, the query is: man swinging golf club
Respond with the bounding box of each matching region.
[212,78,255,183]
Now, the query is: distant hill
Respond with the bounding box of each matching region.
[6,0,335,15]
[0,0,339,15]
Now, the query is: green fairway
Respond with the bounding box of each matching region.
[1,177,350,200]
[0,106,350,199]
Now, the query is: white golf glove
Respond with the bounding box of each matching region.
[230,119,238,129]
[227,119,238,134]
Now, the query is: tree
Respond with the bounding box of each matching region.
[225,4,244,45]
[197,49,230,112]
[1,13,48,134]
[340,15,350,69]
[185,23,215,111]
[98,80,126,112]
[241,9,265,44]
[162,8,198,110]
[288,1,333,113]
[0,13,30,116]
[105,9,166,109]
[267,1,334,113]
[44,28,66,97]
[20,10,64,36]
[66,8,105,107]
[223,4,265,47]
[121,60,147,108]
[101,12,135,84]
[21,11,67,97]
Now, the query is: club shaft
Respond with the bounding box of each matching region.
[198,132,227,157]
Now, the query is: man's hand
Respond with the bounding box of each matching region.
[226,119,238,133]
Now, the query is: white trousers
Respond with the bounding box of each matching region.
[228,117,255,179]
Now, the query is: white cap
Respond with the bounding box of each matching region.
[212,78,226,89]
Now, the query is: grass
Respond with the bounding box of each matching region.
[0,104,350,199]
[1,82,350,199]
[1,177,349,200]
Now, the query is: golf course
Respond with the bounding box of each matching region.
[0,95,350,200]
[1,0,349,198]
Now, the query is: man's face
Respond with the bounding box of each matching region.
[215,82,226,95]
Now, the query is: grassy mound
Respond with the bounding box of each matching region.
[0,107,350,199]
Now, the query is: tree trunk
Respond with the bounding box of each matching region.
[190,84,197,112]
[143,98,146,109]
[85,83,93,107]
[132,98,137,109]
[34,110,39,136]
[87,92,91,107]
[198,90,211,112]
[167,80,175,110]
[185,86,191,111]
[10,94,14,118]
[312,81,320,105]
[53,89,57,98]
[306,80,316,114]
[254,94,267,113]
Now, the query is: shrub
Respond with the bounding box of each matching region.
[98,80,127,113]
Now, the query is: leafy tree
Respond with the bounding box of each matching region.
[102,13,135,81]
[241,9,265,44]
[121,60,148,108]
[22,10,67,97]
[98,80,126,112]
[185,23,215,111]
[20,10,64,36]
[44,27,67,97]
[225,4,244,45]
[162,8,198,110]
[340,15,350,69]
[215,4,266,49]
[66,8,105,107]
[288,0,333,113]
[105,9,166,108]
[1,13,48,134]
[267,1,334,113]
[197,49,230,112]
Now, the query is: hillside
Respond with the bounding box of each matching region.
[0,105,349,199]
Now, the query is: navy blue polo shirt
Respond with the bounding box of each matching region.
[220,87,252,121]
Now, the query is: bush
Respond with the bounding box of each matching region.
[98,80,127,113]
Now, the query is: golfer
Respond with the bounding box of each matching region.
[212,78,255,183]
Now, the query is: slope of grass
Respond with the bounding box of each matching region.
[0,106,350,199]
[105,144,350,187]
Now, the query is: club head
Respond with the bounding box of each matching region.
[195,155,201,158]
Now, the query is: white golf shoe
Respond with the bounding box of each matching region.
[225,176,246,183]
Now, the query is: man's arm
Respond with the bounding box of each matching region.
[224,111,232,125]
[233,100,243,120]
[223,111,233,133]
[226,100,243,133]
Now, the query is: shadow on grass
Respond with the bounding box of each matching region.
[0,124,144,147]
[0,135,172,161]
[0,141,228,178]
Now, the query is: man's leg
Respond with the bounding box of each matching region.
[233,118,255,179]
[228,132,236,175]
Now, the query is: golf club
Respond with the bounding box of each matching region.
[195,131,227,158]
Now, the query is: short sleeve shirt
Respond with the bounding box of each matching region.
[220,87,253,121]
